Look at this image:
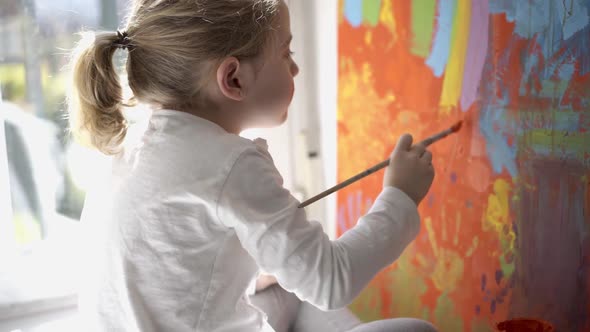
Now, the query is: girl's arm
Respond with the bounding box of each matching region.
[217,146,420,310]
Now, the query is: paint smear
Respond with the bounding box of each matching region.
[362,0,382,27]
[440,0,472,109]
[426,0,456,77]
[344,0,363,27]
[379,0,396,39]
[411,0,436,58]
[460,0,489,111]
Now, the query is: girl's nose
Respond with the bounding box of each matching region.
[291,60,299,77]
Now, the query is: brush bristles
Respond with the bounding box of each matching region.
[450,120,463,133]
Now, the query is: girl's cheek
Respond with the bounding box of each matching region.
[289,80,295,101]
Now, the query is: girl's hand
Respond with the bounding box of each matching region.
[255,274,278,292]
[383,134,435,206]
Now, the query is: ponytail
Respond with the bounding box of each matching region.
[67,31,129,155]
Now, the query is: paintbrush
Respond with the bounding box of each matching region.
[298,121,463,208]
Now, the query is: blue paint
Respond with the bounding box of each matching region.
[513,1,553,39]
[356,190,362,218]
[490,0,589,76]
[344,0,363,27]
[479,102,518,177]
[519,54,539,96]
[495,1,563,60]
[425,0,456,77]
[347,191,355,226]
[491,300,497,314]
[568,25,590,75]
[556,0,590,40]
[338,206,348,232]
[365,198,373,215]
[450,172,457,183]
[477,36,519,178]
[475,305,481,315]
[489,0,516,21]
[553,111,579,132]
[481,274,487,291]
[428,193,435,207]
[559,63,576,81]
[338,191,367,233]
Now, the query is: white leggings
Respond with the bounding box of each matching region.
[249,285,438,332]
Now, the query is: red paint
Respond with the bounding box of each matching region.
[497,318,554,332]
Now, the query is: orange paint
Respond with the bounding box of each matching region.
[338,0,590,330]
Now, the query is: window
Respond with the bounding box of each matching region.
[0,0,337,329]
[0,0,127,328]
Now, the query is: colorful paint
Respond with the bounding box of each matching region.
[337,0,590,331]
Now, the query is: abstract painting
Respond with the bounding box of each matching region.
[337,0,590,330]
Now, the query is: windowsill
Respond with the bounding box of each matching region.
[0,294,77,321]
[0,214,80,321]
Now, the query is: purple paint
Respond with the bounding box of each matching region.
[460,0,489,111]
[491,300,496,314]
[481,274,487,291]
[495,269,504,285]
[428,193,435,207]
[510,159,589,329]
[450,172,457,183]
[475,305,481,315]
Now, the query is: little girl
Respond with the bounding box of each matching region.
[69,1,437,331]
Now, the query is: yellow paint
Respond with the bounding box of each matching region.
[484,179,511,234]
[387,251,429,317]
[338,58,397,179]
[439,0,471,111]
[465,237,479,257]
[379,0,397,42]
[396,110,418,125]
[453,212,461,246]
[362,62,373,84]
[424,217,439,256]
[432,248,464,292]
[441,208,448,242]
[483,178,516,277]
[434,293,464,331]
[416,253,428,268]
[365,30,373,45]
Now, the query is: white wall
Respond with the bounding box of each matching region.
[244,0,338,237]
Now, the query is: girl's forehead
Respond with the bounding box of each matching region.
[274,1,291,41]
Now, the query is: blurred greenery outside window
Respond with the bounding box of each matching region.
[1,0,125,248]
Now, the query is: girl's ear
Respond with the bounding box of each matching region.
[216,57,249,101]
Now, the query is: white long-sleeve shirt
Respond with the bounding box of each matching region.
[77,109,421,332]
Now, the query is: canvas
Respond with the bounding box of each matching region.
[337,0,590,330]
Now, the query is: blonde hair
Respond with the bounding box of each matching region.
[67,0,280,155]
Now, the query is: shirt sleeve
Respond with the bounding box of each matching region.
[216,146,420,310]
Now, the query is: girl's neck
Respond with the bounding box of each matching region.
[179,104,243,135]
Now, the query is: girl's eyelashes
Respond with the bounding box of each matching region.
[286,50,295,58]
